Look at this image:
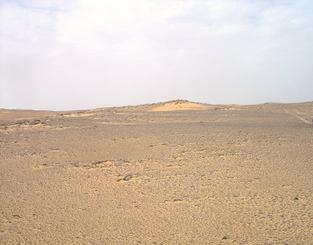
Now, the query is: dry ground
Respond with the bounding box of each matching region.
[1,100,313,244]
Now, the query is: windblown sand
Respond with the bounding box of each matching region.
[1,101,313,244]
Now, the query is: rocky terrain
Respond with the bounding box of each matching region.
[1,100,313,244]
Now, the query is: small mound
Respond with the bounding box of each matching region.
[150,100,209,112]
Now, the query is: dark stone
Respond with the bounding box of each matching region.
[123,174,133,181]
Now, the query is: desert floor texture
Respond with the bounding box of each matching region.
[1,100,313,244]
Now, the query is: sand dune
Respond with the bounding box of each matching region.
[0,101,313,244]
[149,100,210,111]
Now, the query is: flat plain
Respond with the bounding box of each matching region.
[1,100,313,244]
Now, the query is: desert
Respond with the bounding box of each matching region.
[1,100,313,244]
[2,0,313,244]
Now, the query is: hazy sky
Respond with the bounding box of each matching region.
[1,0,312,110]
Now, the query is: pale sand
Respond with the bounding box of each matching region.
[1,100,313,244]
[150,100,209,111]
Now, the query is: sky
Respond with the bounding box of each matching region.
[0,0,313,110]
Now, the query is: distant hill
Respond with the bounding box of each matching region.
[1,100,312,123]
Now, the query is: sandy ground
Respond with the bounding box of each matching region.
[1,100,313,244]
